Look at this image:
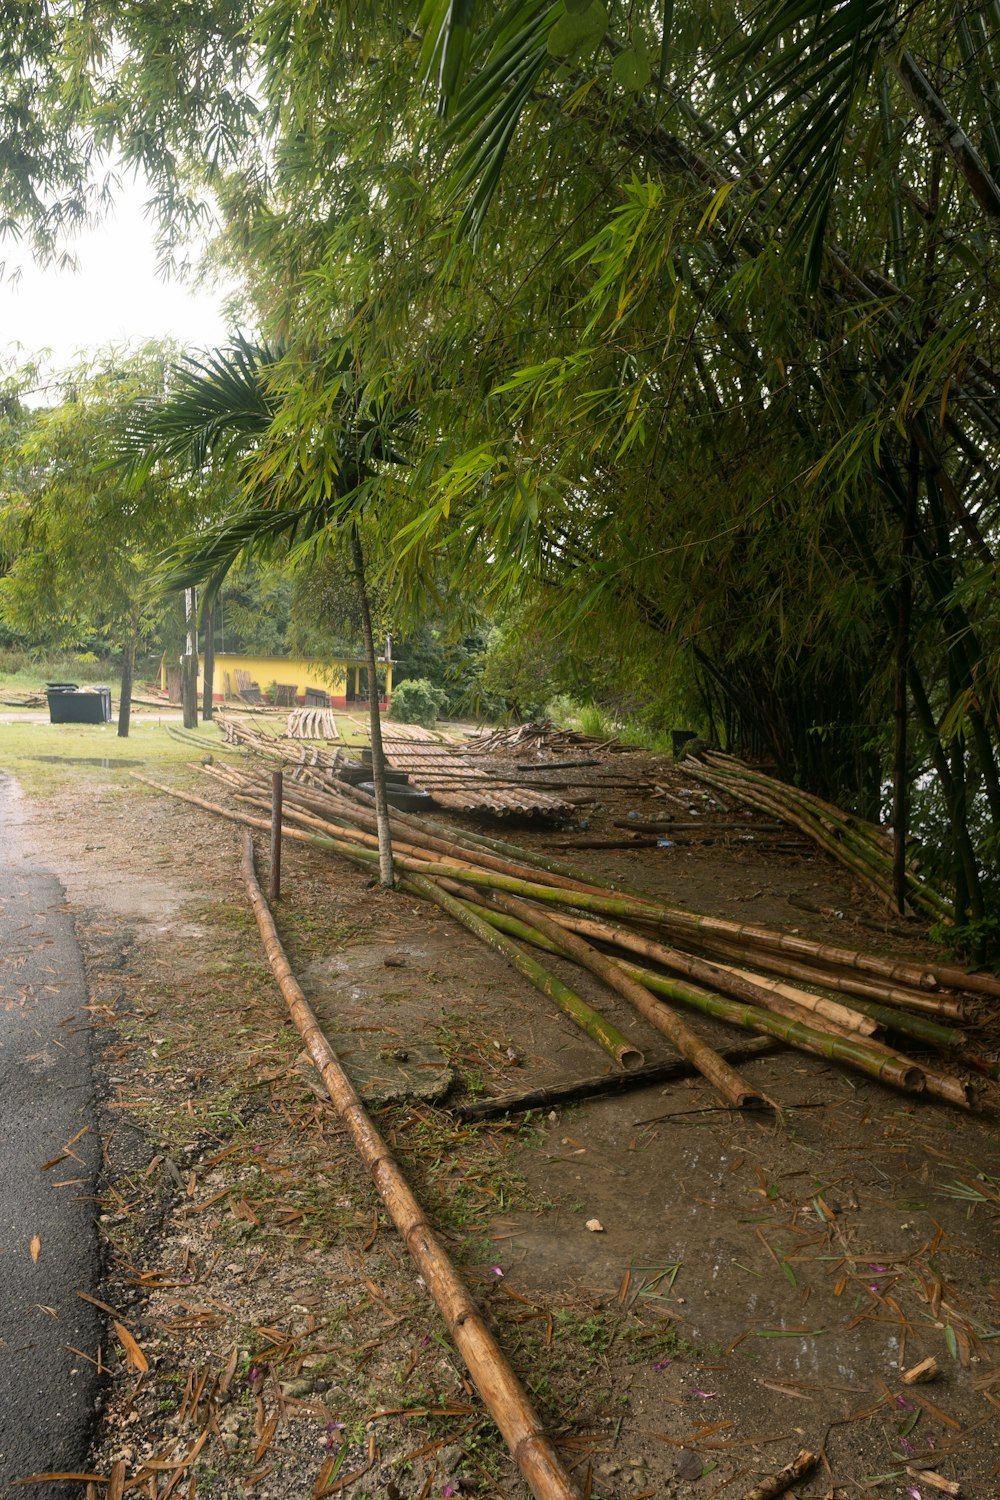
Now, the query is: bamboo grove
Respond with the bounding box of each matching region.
[1,2,999,932]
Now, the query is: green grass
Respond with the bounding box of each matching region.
[0,714,228,792]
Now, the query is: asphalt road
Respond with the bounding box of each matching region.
[0,775,101,1498]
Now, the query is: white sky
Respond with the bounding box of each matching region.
[1,180,237,380]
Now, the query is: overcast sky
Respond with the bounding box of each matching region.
[1,179,236,381]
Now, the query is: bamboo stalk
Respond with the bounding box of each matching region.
[688,936,969,1019]
[460,898,928,1093]
[536,910,879,1037]
[617,967,928,1093]
[458,894,971,1110]
[690,757,953,921]
[453,1038,784,1121]
[239,832,582,1500]
[485,890,772,1111]
[131,773,988,1111]
[401,873,643,1070]
[708,961,877,1035]
[165,769,990,1012]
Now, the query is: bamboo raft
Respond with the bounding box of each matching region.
[466,720,646,756]
[380,734,572,818]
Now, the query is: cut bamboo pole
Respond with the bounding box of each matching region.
[533,909,878,1038]
[453,1039,784,1121]
[131,772,988,1111]
[449,894,930,1095]
[709,960,877,1036]
[485,890,773,1112]
[689,937,969,1019]
[239,831,583,1500]
[402,874,642,1069]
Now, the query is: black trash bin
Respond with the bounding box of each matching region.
[46,685,113,724]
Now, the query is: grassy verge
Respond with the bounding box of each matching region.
[0,716,227,792]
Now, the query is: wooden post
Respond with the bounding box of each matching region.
[202,603,215,722]
[270,770,283,902]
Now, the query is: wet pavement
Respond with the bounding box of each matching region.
[0,775,101,1497]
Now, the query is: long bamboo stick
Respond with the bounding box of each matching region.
[466,895,971,1104]
[400,874,642,1069]
[531,909,878,1038]
[484,890,773,1111]
[131,773,990,1109]
[154,769,993,1011]
[689,758,952,920]
[169,776,642,1068]
[689,936,970,1018]
[453,1038,784,1121]
[239,832,582,1500]
[454,898,928,1094]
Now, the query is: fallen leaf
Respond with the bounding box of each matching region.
[113,1321,149,1374]
[30,1235,41,1263]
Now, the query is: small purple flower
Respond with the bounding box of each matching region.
[248,1366,259,1387]
[653,1358,672,1372]
[868,1263,887,1273]
[899,1437,914,1453]
[692,1389,717,1400]
[490,1265,504,1278]
[869,1283,882,1294]
[905,1488,922,1500]
[421,1335,430,1347]
[894,1394,913,1410]
[443,1487,457,1498]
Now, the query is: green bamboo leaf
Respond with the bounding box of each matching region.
[612,47,651,92]
[547,0,606,57]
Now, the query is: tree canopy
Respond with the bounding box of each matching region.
[2,0,998,933]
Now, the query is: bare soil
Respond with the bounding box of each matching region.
[6,732,999,1500]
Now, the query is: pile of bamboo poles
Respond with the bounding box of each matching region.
[213,713,341,771]
[132,759,1000,1111]
[684,753,952,922]
[466,721,645,756]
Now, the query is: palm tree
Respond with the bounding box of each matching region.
[116,335,409,887]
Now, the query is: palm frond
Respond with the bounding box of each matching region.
[110,335,284,486]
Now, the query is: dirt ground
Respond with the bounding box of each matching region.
[5,719,999,1500]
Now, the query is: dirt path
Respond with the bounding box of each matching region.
[8,739,999,1500]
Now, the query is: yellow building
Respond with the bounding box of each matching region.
[160,651,392,707]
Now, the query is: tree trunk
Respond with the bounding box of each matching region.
[117,620,138,739]
[350,525,394,887]
[892,440,917,913]
[182,586,198,730]
[202,603,215,722]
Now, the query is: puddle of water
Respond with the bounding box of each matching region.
[35,755,143,768]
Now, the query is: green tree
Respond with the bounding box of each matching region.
[116,337,412,886]
[0,343,207,735]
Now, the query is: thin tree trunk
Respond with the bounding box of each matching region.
[349,525,394,887]
[117,618,138,739]
[202,603,215,722]
[182,586,198,730]
[892,441,917,913]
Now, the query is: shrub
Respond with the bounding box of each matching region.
[389,677,448,727]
